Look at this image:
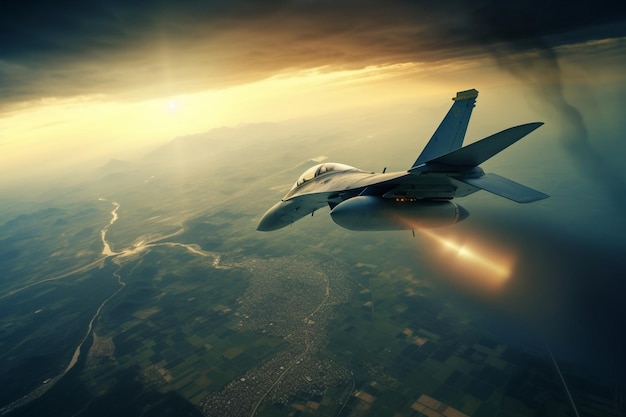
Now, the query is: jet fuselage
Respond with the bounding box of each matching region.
[257,89,548,232]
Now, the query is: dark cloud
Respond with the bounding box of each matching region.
[471,3,626,218]
[1,0,625,111]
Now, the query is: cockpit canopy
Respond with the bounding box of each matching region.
[292,163,357,189]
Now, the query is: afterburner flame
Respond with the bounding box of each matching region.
[414,226,513,291]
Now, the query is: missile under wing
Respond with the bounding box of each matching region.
[257,89,548,232]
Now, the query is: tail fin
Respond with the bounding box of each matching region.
[409,122,548,203]
[411,89,478,168]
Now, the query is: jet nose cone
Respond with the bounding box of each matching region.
[457,204,470,222]
[257,215,278,231]
[257,201,287,231]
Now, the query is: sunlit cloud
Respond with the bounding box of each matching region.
[3,0,623,114]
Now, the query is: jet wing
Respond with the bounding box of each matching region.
[458,173,549,203]
[411,122,544,172]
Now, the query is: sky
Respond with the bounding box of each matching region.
[2,0,626,186]
[2,0,626,391]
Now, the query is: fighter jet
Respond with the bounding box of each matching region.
[257,89,548,232]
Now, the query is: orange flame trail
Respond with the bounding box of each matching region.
[413,226,513,291]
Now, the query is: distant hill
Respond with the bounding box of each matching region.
[143,123,283,166]
[96,158,131,175]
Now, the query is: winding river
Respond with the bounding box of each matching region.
[0,199,224,415]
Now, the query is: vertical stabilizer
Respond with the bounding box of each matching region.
[411,89,478,168]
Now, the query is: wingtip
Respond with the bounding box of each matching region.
[523,122,544,132]
[453,89,479,101]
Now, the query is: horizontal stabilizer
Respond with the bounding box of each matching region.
[458,173,549,203]
[424,122,544,168]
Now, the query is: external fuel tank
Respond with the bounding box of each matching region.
[329,196,469,231]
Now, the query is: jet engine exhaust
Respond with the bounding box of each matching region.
[407,225,514,294]
[329,196,469,231]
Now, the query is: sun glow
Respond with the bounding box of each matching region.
[166,98,180,113]
[0,58,495,187]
